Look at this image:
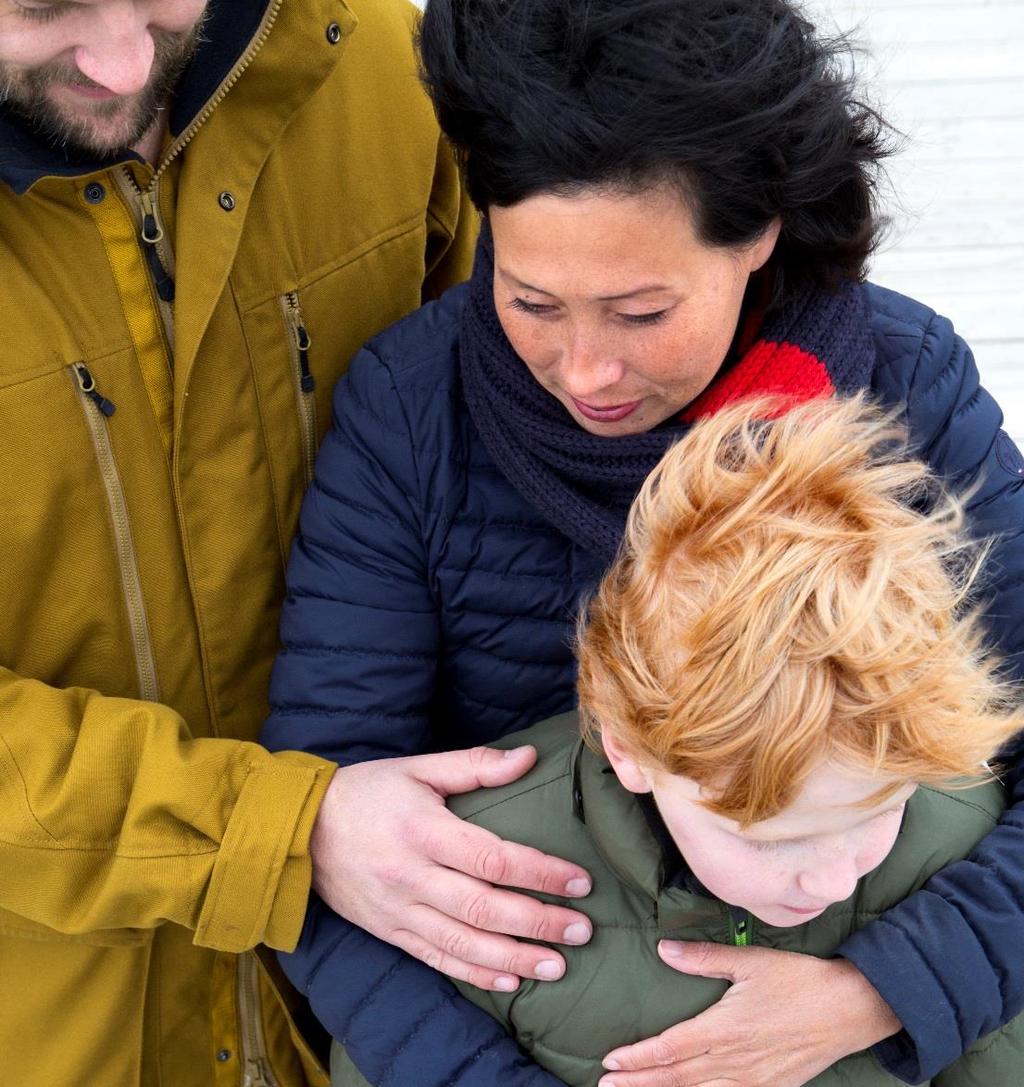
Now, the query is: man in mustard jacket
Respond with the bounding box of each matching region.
[0,1,483,1083]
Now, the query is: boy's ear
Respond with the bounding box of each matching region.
[601,729,654,794]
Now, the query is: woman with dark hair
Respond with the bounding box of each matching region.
[261,2,1024,1085]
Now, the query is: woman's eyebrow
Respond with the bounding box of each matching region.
[595,286,672,301]
[498,268,672,300]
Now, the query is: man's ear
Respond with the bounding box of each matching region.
[601,729,654,794]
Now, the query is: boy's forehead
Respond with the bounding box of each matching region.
[742,762,916,840]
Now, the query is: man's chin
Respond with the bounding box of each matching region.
[11,89,153,159]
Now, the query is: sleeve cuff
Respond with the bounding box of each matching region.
[194,749,335,953]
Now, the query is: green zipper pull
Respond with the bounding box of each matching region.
[728,908,753,947]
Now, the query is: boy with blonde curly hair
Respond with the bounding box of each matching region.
[331,397,1024,1087]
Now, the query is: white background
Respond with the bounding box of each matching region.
[805,0,1024,443]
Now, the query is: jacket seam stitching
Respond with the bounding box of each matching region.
[457,772,572,819]
[238,216,427,313]
[280,643,433,661]
[285,586,434,613]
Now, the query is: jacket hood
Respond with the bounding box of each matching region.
[0,0,272,194]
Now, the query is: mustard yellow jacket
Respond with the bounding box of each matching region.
[0,0,475,1084]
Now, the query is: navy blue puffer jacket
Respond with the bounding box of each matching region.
[261,282,1024,1086]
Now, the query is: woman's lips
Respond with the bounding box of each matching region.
[571,397,641,423]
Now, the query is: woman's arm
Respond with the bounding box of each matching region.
[835,313,1024,1082]
[261,342,583,1086]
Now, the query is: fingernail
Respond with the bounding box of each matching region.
[565,877,591,896]
[535,959,563,980]
[658,939,684,958]
[563,921,591,945]
[599,1078,617,1087]
[603,1058,621,1071]
[494,975,518,992]
[503,745,527,758]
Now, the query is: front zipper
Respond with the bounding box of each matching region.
[137,187,176,302]
[152,0,284,187]
[108,0,287,358]
[728,909,753,947]
[70,365,161,704]
[281,292,317,486]
[236,952,279,1087]
[112,169,177,358]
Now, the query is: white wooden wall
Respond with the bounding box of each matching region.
[805,0,1024,443]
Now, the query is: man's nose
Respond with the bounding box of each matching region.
[74,7,156,96]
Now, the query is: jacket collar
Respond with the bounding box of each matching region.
[0,0,272,194]
[572,741,725,930]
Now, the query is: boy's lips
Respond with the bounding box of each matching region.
[570,397,641,423]
[781,904,828,916]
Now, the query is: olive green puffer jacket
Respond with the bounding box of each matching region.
[332,713,1023,1087]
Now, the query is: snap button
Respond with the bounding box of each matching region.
[83,182,106,204]
[216,1048,232,1062]
[326,21,342,44]
[218,191,236,212]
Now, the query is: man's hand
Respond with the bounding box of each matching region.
[310,746,593,992]
[599,941,901,1087]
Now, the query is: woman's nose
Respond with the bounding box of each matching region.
[74,5,156,96]
[559,329,624,399]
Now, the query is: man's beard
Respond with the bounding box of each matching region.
[0,17,208,158]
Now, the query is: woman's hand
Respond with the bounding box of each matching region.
[309,745,593,992]
[599,941,901,1087]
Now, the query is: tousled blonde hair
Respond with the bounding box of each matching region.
[577,395,1023,825]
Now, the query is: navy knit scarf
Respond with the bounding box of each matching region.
[460,227,877,564]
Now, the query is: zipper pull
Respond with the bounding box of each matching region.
[74,365,116,417]
[138,190,176,302]
[285,296,315,392]
[243,1057,272,1087]
[296,324,315,393]
[138,190,163,244]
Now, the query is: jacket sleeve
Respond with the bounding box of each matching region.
[0,668,333,952]
[261,346,565,1087]
[839,315,1024,1083]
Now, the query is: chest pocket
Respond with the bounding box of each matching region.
[0,352,159,701]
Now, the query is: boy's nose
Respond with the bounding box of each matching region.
[795,853,859,905]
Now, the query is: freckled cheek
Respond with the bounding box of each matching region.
[502,319,562,377]
[854,824,902,877]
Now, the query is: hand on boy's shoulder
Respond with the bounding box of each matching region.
[447,712,583,820]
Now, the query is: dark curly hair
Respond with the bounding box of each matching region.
[418,0,895,299]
